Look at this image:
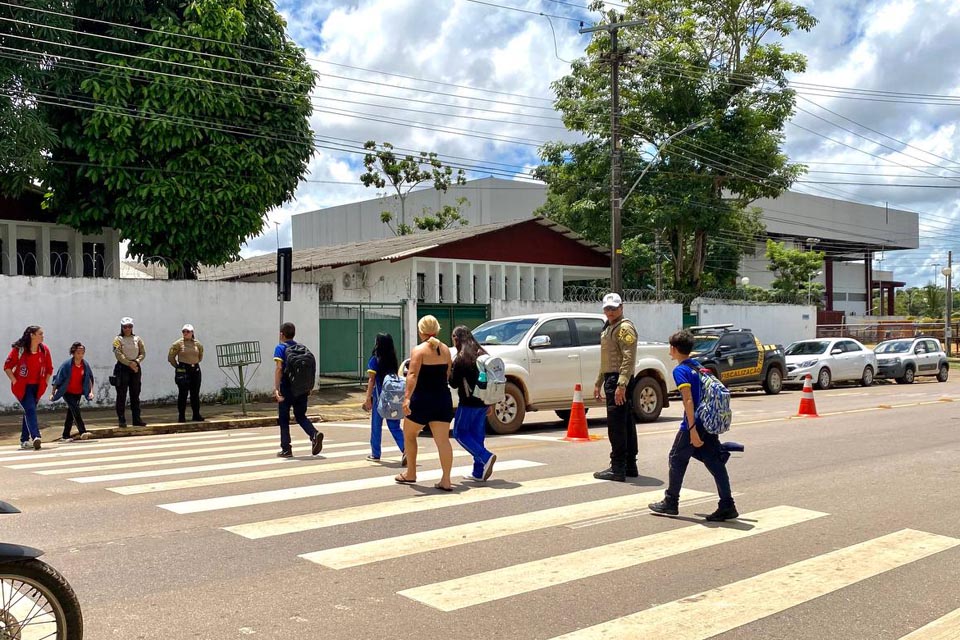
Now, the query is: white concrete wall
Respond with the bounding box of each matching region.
[693,303,816,347]
[490,300,683,343]
[0,276,319,410]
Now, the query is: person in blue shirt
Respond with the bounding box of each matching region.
[273,322,323,458]
[362,333,405,462]
[648,330,738,522]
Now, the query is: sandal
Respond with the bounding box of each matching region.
[434,483,453,492]
[395,474,416,484]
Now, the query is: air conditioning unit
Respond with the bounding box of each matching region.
[341,268,367,290]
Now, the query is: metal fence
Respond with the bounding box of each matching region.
[317,303,405,385]
[817,322,959,350]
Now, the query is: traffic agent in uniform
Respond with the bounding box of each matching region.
[593,293,639,481]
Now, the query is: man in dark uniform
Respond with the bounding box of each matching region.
[593,293,639,481]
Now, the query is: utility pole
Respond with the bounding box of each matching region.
[945,251,953,356]
[580,12,644,295]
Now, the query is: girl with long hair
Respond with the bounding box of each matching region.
[450,325,496,481]
[4,326,53,450]
[50,342,95,441]
[362,333,405,461]
[396,315,455,491]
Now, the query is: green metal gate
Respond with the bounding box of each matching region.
[416,303,490,345]
[317,303,405,384]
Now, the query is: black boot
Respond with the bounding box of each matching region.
[178,414,186,423]
[625,462,639,478]
[648,498,679,516]
[705,505,739,522]
[593,467,626,482]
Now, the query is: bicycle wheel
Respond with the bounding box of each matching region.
[1,558,83,640]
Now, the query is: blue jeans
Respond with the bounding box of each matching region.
[453,405,492,478]
[278,392,318,451]
[19,384,41,442]
[371,388,404,459]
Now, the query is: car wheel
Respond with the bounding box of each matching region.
[860,366,874,387]
[631,376,663,422]
[488,382,525,434]
[816,367,832,390]
[763,366,783,395]
[554,409,572,424]
[896,367,915,384]
[937,364,949,382]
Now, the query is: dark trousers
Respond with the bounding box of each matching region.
[665,426,734,509]
[62,393,88,438]
[278,392,318,451]
[604,373,638,472]
[115,364,142,424]
[177,365,202,420]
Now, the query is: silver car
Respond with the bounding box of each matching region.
[784,338,878,389]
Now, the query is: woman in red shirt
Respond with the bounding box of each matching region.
[3,326,53,450]
[50,342,95,441]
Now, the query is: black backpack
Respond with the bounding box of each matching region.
[284,343,316,397]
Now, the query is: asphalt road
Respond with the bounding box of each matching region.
[1,378,958,640]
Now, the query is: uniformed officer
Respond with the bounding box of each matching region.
[593,293,639,481]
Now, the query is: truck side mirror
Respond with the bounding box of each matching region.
[529,335,552,349]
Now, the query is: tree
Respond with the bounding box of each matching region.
[0,1,70,196]
[32,0,316,277]
[536,0,816,292]
[765,240,823,304]
[413,197,469,232]
[361,140,466,236]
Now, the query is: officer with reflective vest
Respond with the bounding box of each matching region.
[593,293,639,481]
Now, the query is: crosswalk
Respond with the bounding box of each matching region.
[3,427,958,638]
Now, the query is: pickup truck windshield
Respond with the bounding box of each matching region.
[875,340,912,354]
[691,336,719,353]
[473,318,537,346]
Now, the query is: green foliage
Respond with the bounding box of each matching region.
[765,240,823,303]
[537,0,816,292]
[361,140,466,236]
[20,0,317,276]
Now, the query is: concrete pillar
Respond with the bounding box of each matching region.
[476,263,490,304]
[0,222,13,275]
[507,265,520,300]
[464,263,475,304]
[106,229,121,278]
[824,257,834,311]
[39,225,51,276]
[549,267,563,302]
[70,230,84,277]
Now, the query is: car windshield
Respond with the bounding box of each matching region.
[786,341,830,356]
[691,335,719,352]
[473,318,537,346]
[875,340,912,354]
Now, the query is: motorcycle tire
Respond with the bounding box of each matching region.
[0,558,83,640]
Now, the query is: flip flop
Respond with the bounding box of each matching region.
[434,483,453,492]
[395,474,416,484]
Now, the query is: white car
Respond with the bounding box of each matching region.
[471,313,676,434]
[784,338,878,389]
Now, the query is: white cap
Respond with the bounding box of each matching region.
[602,293,623,309]
[120,317,134,326]
[182,324,194,332]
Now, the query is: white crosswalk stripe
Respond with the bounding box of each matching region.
[546,529,959,640]
[36,441,367,475]
[301,488,714,570]
[159,460,544,514]
[0,433,281,462]
[398,505,829,611]
[898,607,960,639]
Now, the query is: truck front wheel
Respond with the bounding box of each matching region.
[488,382,526,434]
[632,376,664,423]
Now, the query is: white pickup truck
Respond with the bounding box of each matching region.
[471,313,676,434]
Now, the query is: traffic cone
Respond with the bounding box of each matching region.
[796,374,819,417]
[563,384,591,441]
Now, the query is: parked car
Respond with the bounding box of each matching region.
[470,313,676,434]
[784,338,877,389]
[689,324,786,394]
[874,337,949,384]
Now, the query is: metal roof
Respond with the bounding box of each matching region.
[201,217,608,281]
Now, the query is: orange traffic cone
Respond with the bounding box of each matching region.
[796,374,819,417]
[563,384,591,441]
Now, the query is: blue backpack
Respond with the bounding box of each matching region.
[688,364,732,435]
[377,374,406,421]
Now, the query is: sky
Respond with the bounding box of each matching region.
[240,0,960,288]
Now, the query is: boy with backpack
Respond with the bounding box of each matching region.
[273,322,323,458]
[648,330,738,522]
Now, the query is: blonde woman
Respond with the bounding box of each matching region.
[396,315,455,491]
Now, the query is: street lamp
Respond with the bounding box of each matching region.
[740,276,750,287]
[807,270,823,306]
[942,265,952,355]
[618,117,712,297]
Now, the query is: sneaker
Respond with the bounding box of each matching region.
[79,432,92,440]
[311,432,324,456]
[648,499,679,516]
[462,474,484,482]
[593,467,625,482]
[56,437,73,443]
[33,437,42,450]
[705,506,739,522]
[276,449,293,458]
[19,441,31,450]
[482,453,497,481]
[365,455,380,461]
